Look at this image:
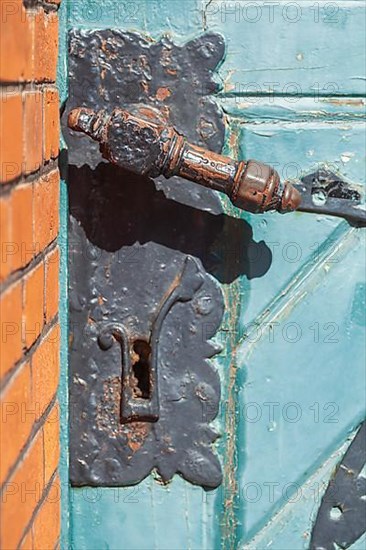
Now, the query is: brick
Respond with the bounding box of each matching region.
[0,362,32,485]
[0,195,12,281]
[0,0,33,82]
[34,170,59,250]
[43,402,60,485]
[23,261,45,349]
[12,182,35,271]
[19,527,33,550]
[34,9,58,82]
[33,475,61,550]
[0,93,23,183]
[44,88,60,161]
[0,281,22,378]
[24,91,43,175]
[0,430,44,550]
[45,247,59,323]
[32,324,60,419]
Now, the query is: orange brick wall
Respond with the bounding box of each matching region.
[0,1,61,548]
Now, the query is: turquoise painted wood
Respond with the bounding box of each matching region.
[60,1,366,548]
[57,1,70,548]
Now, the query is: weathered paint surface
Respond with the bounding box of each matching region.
[235,227,366,542]
[57,1,70,548]
[242,427,365,550]
[210,0,366,97]
[311,421,366,549]
[67,0,366,97]
[61,1,366,549]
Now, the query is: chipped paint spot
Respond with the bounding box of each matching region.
[340,151,355,163]
[223,69,236,92]
[322,98,365,107]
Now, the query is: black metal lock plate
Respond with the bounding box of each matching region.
[69,247,224,488]
[65,29,230,489]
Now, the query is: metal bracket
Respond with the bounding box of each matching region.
[295,169,366,226]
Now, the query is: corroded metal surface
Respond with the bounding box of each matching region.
[311,420,366,550]
[64,27,227,209]
[68,104,301,214]
[69,249,224,488]
[97,257,207,425]
[65,29,259,489]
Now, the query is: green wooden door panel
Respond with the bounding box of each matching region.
[228,118,366,326]
[207,0,366,97]
[235,228,366,540]
[241,429,365,549]
[66,0,202,33]
[66,0,366,99]
[71,478,221,550]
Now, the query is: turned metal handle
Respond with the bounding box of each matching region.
[68,105,301,214]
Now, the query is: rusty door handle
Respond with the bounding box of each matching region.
[68,105,301,215]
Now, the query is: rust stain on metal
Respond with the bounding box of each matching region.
[68,105,301,215]
[97,376,123,435]
[97,376,151,450]
[156,87,171,101]
[124,373,142,399]
[125,423,150,453]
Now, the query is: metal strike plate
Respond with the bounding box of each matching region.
[65,29,235,489]
[295,169,366,226]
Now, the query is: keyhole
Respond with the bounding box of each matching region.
[131,340,152,399]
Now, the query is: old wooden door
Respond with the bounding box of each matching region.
[59,1,366,548]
